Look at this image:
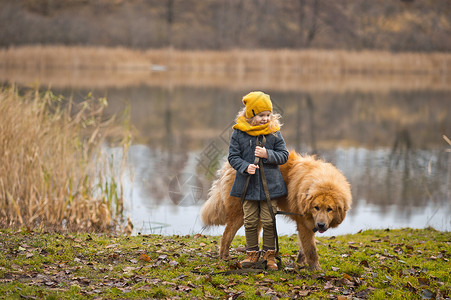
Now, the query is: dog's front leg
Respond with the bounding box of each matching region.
[296,221,321,270]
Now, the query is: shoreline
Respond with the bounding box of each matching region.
[2,46,450,92]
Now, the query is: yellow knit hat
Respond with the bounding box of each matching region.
[242,91,273,119]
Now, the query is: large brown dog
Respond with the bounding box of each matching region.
[200,151,352,270]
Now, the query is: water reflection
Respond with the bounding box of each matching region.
[101,85,450,235]
[123,145,450,236]
[5,81,451,235]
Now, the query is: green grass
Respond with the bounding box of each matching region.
[0,227,449,299]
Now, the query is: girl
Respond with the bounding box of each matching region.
[228,91,288,270]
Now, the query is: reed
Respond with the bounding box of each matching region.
[1,46,450,93]
[0,86,130,231]
[1,45,449,75]
[2,67,449,93]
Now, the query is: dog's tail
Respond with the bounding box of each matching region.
[200,162,235,226]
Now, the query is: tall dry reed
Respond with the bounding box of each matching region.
[1,46,450,93]
[0,86,130,232]
[1,46,449,75]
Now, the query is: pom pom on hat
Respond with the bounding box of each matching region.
[242,91,273,119]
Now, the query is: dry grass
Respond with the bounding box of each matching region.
[2,67,449,93]
[1,46,450,92]
[1,45,449,74]
[0,45,150,71]
[0,86,130,231]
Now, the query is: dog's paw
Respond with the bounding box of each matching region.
[220,255,232,261]
[308,264,322,271]
[296,252,306,264]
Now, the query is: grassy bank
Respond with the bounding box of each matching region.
[0,228,449,299]
[0,86,130,232]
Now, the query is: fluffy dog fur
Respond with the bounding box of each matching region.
[200,150,352,270]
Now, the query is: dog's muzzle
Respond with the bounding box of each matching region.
[314,222,328,233]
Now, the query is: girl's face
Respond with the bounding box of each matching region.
[253,110,271,125]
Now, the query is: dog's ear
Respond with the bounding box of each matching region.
[343,200,351,212]
[330,203,346,228]
[301,193,312,215]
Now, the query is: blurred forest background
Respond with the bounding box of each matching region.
[1,0,450,52]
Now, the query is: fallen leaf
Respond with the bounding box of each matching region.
[342,273,353,281]
[44,281,56,287]
[404,281,417,292]
[340,278,354,287]
[323,281,334,290]
[421,289,435,299]
[147,278,161,285]
[393,246,403,254]
[108,253,120,260]
[354,289,372,298]
[169,260,179,267]
[298,290,309,297]
[235,246,246,253]
[139,253,151,262]
[122,266,136,273]
[418,277,430,287]
[359,260,370,268]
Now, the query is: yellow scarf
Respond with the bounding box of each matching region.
[232,116,280,136]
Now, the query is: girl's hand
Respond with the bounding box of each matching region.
[255,146,268,159]
[246,164,259,174]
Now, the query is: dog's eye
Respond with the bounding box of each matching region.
[327,207,333,212]
[314,206,319,211]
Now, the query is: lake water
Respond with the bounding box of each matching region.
[2,71,451,236]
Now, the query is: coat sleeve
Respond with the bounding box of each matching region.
[264,131,289,165]
[228,130,250,175]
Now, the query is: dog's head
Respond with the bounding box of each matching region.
[302,191,350,233]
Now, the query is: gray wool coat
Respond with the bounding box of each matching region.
[228,129,289,201]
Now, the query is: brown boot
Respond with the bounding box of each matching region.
[239,251,260,268]
[263,250,278,270]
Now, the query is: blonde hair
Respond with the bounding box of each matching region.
[235,107,283,133]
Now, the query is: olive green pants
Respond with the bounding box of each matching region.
[242,199,277,250]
